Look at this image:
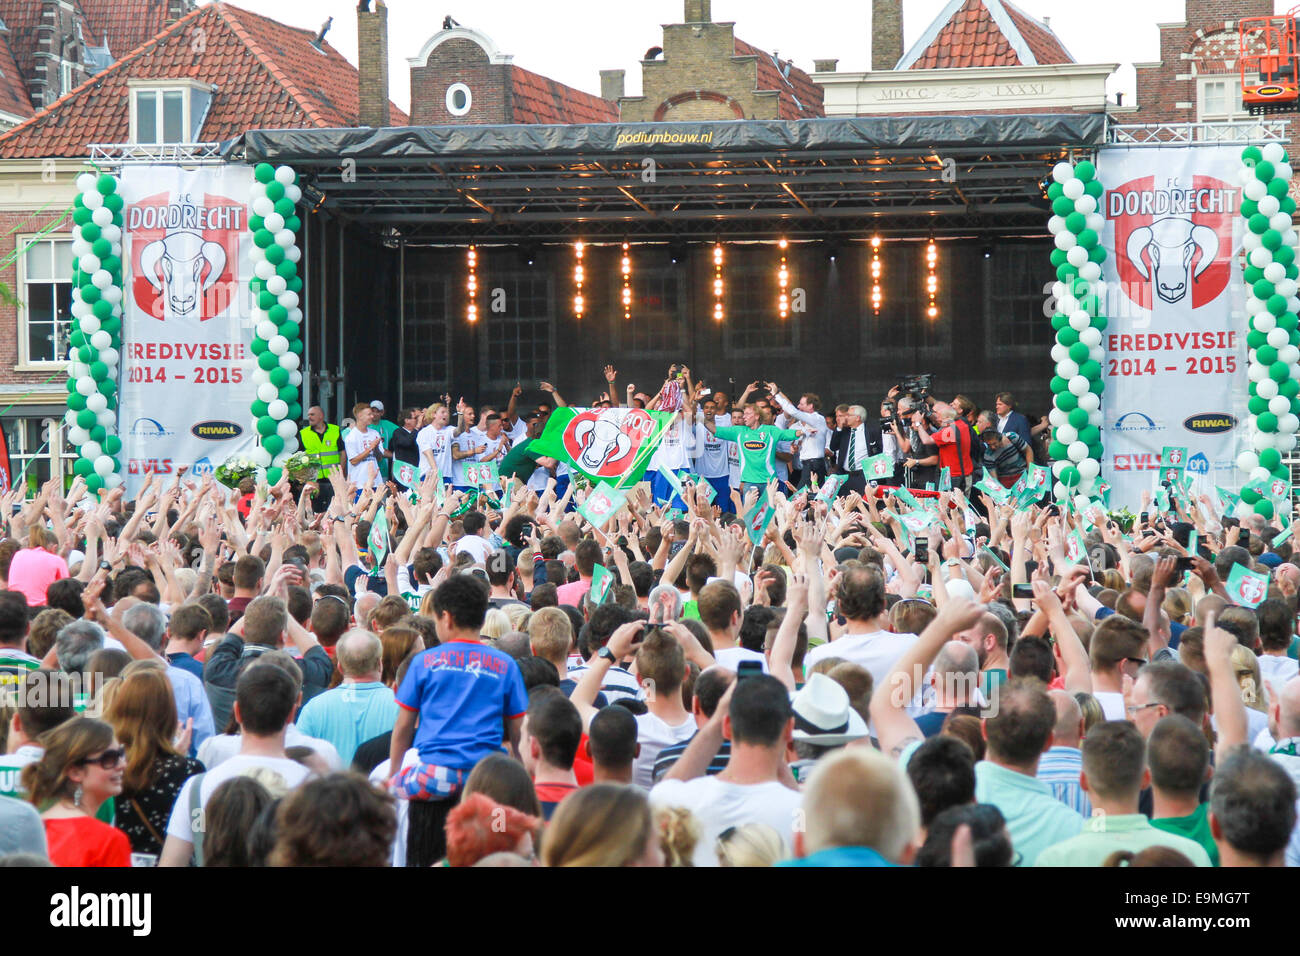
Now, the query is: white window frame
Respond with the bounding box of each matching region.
[1196,74,1248,122]
[60,61,75,95]
[127,78,215,144]
[15,233,74,370]
[446,82,473,117]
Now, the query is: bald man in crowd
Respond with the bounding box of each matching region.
[297,629,399,765]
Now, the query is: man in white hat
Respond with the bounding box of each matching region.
[788,672,870,783]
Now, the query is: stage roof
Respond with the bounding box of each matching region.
[222,113,1106,243]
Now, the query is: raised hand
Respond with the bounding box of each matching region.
[603,365,617,383]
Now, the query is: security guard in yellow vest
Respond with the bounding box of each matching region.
[300,405,342,512]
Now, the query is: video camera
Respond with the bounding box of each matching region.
[897,373,939,427]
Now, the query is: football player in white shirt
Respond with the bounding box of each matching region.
[416,403,456,482]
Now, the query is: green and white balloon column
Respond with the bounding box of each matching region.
[247,163,304,486]
[66,172,125,495]
[1045,160,1108,509]
[1236,142,1300,521]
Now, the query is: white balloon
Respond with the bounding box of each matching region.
[1052,162,1074,183]
[91,269,112,289]
[1079,327,1102,348]
[285,245,301,264]
[1247,296,1266,315]
[1063,178,1085,201]
[250,309,270,326]
[90,330,111,350]
[1283,345,1300,366]
[85,392,107,413]
[1085,213,1105,235]
[1272,212,1294,232]
[79,254,101,274]
[1279,162,1295,181]
[250,182,267,200]
[257,383,278,403]
[1051,344,1068,363]
[1269,327,1290,349]
[68,426,89,446]
[1056,359,1080,379]
[274,230,295,248]
[1048,407,1066,427]
[1069,311,1091,331]
[83,190,103,209]
[263,213,285,234]
[267,399,289,420]
[289,370,302,387]
[253,197,274,218]
[103,473,123,490]
[1253,430,1277,452]
[1047,215,1066,235]
[93,455,114,476]
[268,335,289,356]
[1059,295,1080,314]
[1054,481,1068,501]
[1290,295,1300,314]
[288,308,303,324]
[1270,395,1292,416]
[96,410,115,428]
[1279,279,1299,298]
[253,367,271,386]
[1281,413,1300,434]
[279,352,300,370]
[1245,232,1264,254]
[76,173,97,193]
[1245,179,1268,201]
[1251,466,1273,484]
[71,300,88,319]
[1067,441,1088,462]
[275,165,296,185]
[1249,361,1268,383]
[250,447,272,467]
[1068,375,1090,396]
[256,320,278,340]
[286,184,302,204]
[81,441,102,462]
[76,377,95,396]
[1055,424,1078,444]
[282,434,299,454]
[70,362,89,379]
[1278,433,1299,451]
[1077,391,1100,412]
[1255,311,1278,333]
[72,238,91,257]
[1088,410,1103,428]
[266,275,287,295]
[1263,142,1287,163]
[276,419,298,440]
[1265,261,1287,283]
[278,292,299,310]
[255,260,276,280]
[91,206,113,228]
[1067,246,1089,267]
[1079,261,1102,282]
[1074,194,1097,215]
[1237,450,1261,472]
[1259,196,1282,218]
[1089,346,1104,364]
[1077,458,1100,481]
[102,225,120,243]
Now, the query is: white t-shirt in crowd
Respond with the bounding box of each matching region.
[452,533,494,567]
[166,754,312,842]
[370,748,419,867]
[344,427,384,490]
[416,424,456,478]
[1258,654,1300,688]
[505,417,528,443]
[650,776,803,867]
[693,418,729,479]
[713,646,769,673]
[633,711,696,789]
[802,629,918,690]
[1093,691,1126,722]
[451,432,479,486]
[650,415,693,473]
[197,725,342,772]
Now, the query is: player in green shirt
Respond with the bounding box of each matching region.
[707,384,797,497]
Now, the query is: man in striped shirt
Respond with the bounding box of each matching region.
[978,412,1032,487]
[1037,690,1092,818]
[652,667,736,783]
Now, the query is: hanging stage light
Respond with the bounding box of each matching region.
[621,241,632,320]
[777,237,789,319]
[925,239,938,319]
[712,242,724,322]
[466,244,478,323]
[870,235,883,314]
[573,240,585,318]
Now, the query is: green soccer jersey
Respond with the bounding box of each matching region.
[715,425,798,484]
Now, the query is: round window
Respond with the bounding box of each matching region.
[446,83,472,117]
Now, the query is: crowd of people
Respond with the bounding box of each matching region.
[0,364,1295,869]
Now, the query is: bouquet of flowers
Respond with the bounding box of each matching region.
[214,455,257,489]
[283,451,317,484]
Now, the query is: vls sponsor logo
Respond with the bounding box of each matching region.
[1183,413,1236,435]
[1112,453,1163,471]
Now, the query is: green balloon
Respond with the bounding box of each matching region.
[1241,486,1262,505]
[67,392,87,412]
[253,229,274,249]
[84,474,103,493]
[70,330,85,348]
[278,385,298,403]
[1048,182,1064,201]
[1079,360,1102,381]
[1068,342,1089,363]
[1256,160,1276,182]
[92,299,112,320]
[286,216,301,233]
[73,207,92,226]
[1079,425,1101,446]
[1248,330,1268,350]
[1255,279,1277,300]
[250,337,266,355]
[1261,448,1283,470]
[287,402,302,421]
[257,415,277,437]
[251,400,269,418]
[1282,312,1299,331]
[89,425,106,443]
[1087,442,1103,460]
[75,345,93,364]
[1088,246,1107,264]
[258,350,279,371]
[276,260,298,279]
[278,321,299,341]
[249,215,265,233]
[1269,176,1291,199]
[1285,378,1300,398]
[96,174,116,195]
[1241,199,1260,220]
[1049,376,1068,394]
[1057,327,1080,347]
[89,360,108,380]
[1264,230,1284,251]
[1064,210,1086,231]
[1059,466,1080,487]
[263,435,284,457]
[1050,248,1068,267]
[1088,379,1104,396]
[102,255,122,273]
[1249,395,1269,416]
[274,198,295,217]
[1056,264,1076,282]
[1048,441,1068,460]
[264,245,284,265]
[76,408,96,429]
[268,305,288,323]
[250,277,265,294]
[1050,312,1068,331]
[1245,266,1265,285]
[287,276,303,293]
[92,237,112,258]
[1283,197,1298,216]
[1077,228,1099,249]
[1055,391,1078,412]
[1258,345,1280,366]
[1075,161,1095,182]
[73,457,94,477]
[97,378,115,396]
[1255,499,1275,520]
[81,284,101,304]
[1068,407,1088,428]
[1250,213,1271,234]
[1269,294,1289,316]
[1242,145,1263,164]
[80,223,101,243]
[100,315,120,334]
[104,193,124,213]
[1084,179,1103,199]
[1259,412,1280,432]
[103,435,121,455]
[265,181,285,202]
[270,367,290,387]
[289,338,303,355]
[255,163,275,183]
[258,291,278,310]
[266,466,284,485]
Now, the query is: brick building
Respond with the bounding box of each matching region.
[407,22,617,126]
[0,1,403,488]
[606,0,823,121]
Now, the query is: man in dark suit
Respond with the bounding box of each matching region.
[838,404,883,497]
[994,392,1032,444]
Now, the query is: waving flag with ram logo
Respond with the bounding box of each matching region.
[532,406,675,487]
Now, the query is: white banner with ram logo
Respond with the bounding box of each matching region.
[1098,145,1245,509]
[118,164,259,495]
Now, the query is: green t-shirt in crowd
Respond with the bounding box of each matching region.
[373,418,398,479]
[1152,803,1219,867]
[715,424,797,484]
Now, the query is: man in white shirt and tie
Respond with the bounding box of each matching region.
[769,382,830,491]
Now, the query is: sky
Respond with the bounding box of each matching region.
[223,0,1260,111]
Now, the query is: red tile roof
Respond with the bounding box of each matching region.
[510,66,618,125]
[77,0,192,59]
[0,1,43,82]
[0,2,408,159]
[0,23,33,121]
[733,37,824,119]
[903,0,1073,70]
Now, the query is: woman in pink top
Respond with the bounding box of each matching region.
[6,527,69,608]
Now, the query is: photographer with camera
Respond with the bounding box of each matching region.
[910,402,976,494]
[896,397,938,489]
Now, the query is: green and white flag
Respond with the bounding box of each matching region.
[816,473,848,504]
[589,563,616,604]
[743,494,775,546]
[1024,463,1049,494]
[393,460,418,489]
[531,405,676,487]
[464,461,499,489]
[898,510,936,534]
[688,475,716,505]
[577,481,627,530]
[975,472,1011,505]
[938,467,952,492]
[1225,563,1269,608]
[1065,528,1087,565]
[861,452,894,482]
[1161,446,1188,470]
[367,507,389,576]
[1273,523,1293,548]
[892,486,921,510]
